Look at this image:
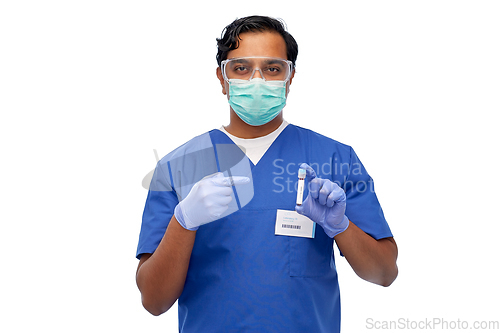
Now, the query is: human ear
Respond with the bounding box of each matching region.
[216,67,227,95]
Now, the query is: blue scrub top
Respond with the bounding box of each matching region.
[137,124,393,333]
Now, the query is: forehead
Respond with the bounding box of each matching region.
[227,31,287,60]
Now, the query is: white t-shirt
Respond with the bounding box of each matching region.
[219,120,289,165]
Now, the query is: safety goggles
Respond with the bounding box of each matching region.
[221,57,294,82]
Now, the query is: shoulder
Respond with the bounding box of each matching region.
[150,130,219,196]
[158,131,216,166]
[287,124,353,154]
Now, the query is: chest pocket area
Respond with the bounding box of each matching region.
[289,229,335,277]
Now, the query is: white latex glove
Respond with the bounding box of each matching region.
[174,173,250,230]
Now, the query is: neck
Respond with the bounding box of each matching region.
[224,110,283,139]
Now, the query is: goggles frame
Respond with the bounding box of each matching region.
[221,56,294,83]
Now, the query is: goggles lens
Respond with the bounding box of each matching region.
[222,57,293,82]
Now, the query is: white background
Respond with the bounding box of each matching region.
[1,1,499,332]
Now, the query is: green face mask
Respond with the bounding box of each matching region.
[228,78,287,126]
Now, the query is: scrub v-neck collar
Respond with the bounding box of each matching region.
[217,121,290,167]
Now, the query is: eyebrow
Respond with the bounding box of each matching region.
[263,59,284,65]
[230,59,251,64]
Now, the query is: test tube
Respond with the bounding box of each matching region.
[296,168,306,205]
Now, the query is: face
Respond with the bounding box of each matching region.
[216,31,295,96]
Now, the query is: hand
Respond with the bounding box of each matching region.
[174,173,250,230]
[295,163,349,238]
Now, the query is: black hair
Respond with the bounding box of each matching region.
[216,15,298,68]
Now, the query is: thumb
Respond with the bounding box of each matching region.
[299,163,316,180]
[295,204,305,215]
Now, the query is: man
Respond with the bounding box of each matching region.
[136,15,398,332]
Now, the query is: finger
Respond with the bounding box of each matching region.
[213,185,233,197]
[295,204,304,215]
[299,163,316,180]
[308,178,323,199]
[228,176,251,186]
[216,194,233,206]
[318,181,334,206]
[213,176,250,187]
[326,185,345,207]
[209,203,230,219]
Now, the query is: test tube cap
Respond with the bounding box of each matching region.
[298,168,306,177]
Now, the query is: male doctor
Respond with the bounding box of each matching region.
[136,15,398,332]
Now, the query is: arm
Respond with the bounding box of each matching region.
[136,216,196,316]
[136,173,250,316]
[334,221,398,287]
[295,163,398,287]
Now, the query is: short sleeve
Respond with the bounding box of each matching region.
[343,147,393,240]
[136,161,179,259]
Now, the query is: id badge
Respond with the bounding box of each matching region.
[275,209,316,238]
